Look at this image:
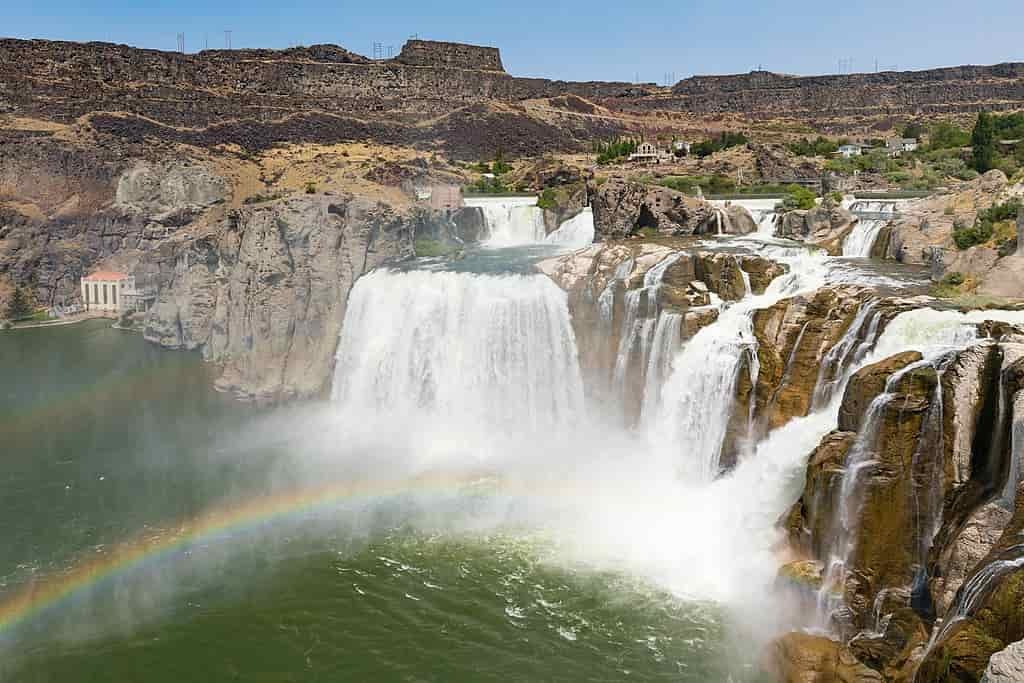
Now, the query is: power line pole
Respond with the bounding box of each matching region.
[224,30,232,50]
[176,33,185,54]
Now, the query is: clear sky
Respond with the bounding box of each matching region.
[4,0,1023,83]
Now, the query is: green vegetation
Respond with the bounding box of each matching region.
[414,238,460,258]
[972,111,996,173]
[691,132,748,158]
[491,149,512,176]
[787,136,838,157]
[927,122,971,151]
[4,286,33,321]
[304,181,317,194]
[781,185,816,210]
[953,198,1022,250]
[535,188,557,211]
[593,138,638,165]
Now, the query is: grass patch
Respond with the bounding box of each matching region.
[414,238,460,258]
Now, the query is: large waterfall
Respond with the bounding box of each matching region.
[332,269,585,434]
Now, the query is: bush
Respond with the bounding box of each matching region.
[536,188,557,210]
[4,286,32,321]
[953,220,994,249]
[787,136,838,157]
[781,185,817,210]
[928,122,971,151]
[827,191,844,204]
[304,181,317,194]
[594,137,638,165]
[692,131,748,158]
[941,272,965,286]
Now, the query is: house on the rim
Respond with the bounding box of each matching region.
[629,141,665,164]
[81,271,152,313]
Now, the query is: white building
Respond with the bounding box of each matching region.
[629,141,665,164]
[673,140,691,155]
[81,271,142,313]
[886,138,919,157]
[837,143,867,158]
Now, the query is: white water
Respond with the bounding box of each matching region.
[464,196,547,247]
[841,219,887,257]
[711,198,779,236]
[545,207,595,249]
[333,269,584,437]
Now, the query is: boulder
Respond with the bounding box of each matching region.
[765,632,883,682]
[591,178,714,239]
[776,200,858,255]
[983,639,1024,682]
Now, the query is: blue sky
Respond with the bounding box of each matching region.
[4,0,1022,82]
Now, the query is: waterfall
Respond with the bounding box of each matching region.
[639,312,683,421]
[841,219,887,257]
[842,200,899,258]
[611,253,681,415]
[1005,391,1024,507]
[545,208,595,249]
[332,269,584,433]
[646,248,829,481]
[464,196,547,247]
[811,301,882,409]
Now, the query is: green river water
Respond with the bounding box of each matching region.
[0,321,767,682]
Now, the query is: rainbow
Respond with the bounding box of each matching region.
[0,472,523,638]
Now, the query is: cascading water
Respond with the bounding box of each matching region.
[841,200,900,258]
[333,269,585,435]
[464,196,547,247]
[544,207,595,249]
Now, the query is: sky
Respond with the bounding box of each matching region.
[4,0,1023,83]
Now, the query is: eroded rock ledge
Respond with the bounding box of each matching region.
[143,194,416,401]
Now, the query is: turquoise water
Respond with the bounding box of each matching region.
[0,322,769,681]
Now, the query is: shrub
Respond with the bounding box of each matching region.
[304,181,317,194]
[594,137,638,165]
[941,272,965,286]
[781,185,817,210]
[536,188,557,210]
[787,136,838,157]
[4,286,32,320]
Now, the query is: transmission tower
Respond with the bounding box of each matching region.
[373,42,384,60]
[176,33,185,53]
[224,30,232,49]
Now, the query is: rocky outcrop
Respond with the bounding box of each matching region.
[765,632,883,682]
[143,194,415,401]
[983,639,1024,682]
[115,160,227,215]
[777,201,857,255]
[591,179,714,239]
[652,64,1024,125]
[394,40,504,72]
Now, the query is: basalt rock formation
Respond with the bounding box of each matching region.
[591,179,716,239]
[779,326,1024,681]
[143,194,419,401]
[777,200,858,255]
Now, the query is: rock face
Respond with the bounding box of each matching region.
[395,39,504,72]
[655,64,1024,124]
[765,632,883,682]
[143,195,415,401]
[115,160,227,215]
[983,639,1024,682]
[783,334,1024,681]
[777,201,858,255]
[591,179,714,239]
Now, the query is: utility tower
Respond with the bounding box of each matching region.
[176,33,185,53]
[373,42,384,60]
[224,30,232,49]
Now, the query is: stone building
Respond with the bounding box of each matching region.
[81,271,153,313]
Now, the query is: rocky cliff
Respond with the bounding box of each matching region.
[143,194,417,401]
[642,64,1024,124]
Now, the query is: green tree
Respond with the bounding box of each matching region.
[492,148,512,175]
[972,111,996,173]
[5,286,32,320]
[928,122,970,151]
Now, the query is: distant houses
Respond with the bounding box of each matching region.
[628,141,666,164]
[886,138,919,157]
[838,143,867,158]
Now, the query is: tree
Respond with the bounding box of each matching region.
[901,122,926,140]
[4,286,32,320]
[972,111,996,173]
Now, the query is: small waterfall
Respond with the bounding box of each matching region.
[842,201,899,258]
[925,545,1024,654]
[464,196,547,247]
[639,312,683,421]
[545,208,595,249]
[811,301,882,409]
[1005,391,1024,507]
[332,269,584,432]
